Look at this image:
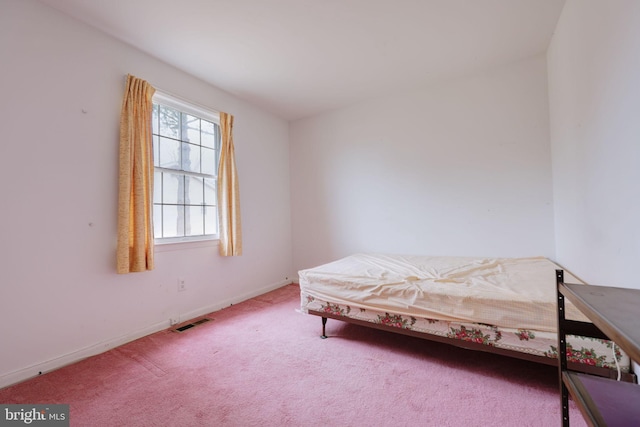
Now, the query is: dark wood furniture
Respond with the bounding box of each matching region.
[556,270,640,426]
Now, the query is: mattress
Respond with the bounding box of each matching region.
[299,253,588,333]
[301,294,629,372]
[299,253,629,372]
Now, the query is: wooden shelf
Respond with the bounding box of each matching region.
[563,371,640,426]
[560,283,640,363]
[557,276,640,426]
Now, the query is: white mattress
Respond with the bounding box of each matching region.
[298,253,589,332]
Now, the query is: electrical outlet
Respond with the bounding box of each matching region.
[178,278,186,292]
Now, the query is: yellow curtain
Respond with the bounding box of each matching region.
[217,112,243,256]
[116,75,156,273]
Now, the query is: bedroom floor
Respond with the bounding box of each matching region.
[0,284,587,426]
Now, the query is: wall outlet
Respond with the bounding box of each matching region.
[177,278,186,292]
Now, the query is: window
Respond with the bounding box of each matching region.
[152,92,220,243]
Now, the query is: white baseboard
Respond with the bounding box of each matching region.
[0,280,291,389]
[0,320,168,389]
[177,279,292,323]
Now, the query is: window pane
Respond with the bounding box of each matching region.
[204,177,216,204]
[201,147,216,176]
[153,135,159,166]
[152,104,159,134]
[181,143,200,173]
[159,137,181,169]
[153,204,162,238]
[152,96,219,242]
[204,206,217,235]
[185,176,204,206]
[162,172,184,204]
[153,171,162,204]
[182,113,200,144]
[186,206,204,236]
[159,105,180,139]
[163,205,184,238]
[201,120,217,149]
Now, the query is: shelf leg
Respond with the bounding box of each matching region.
[557,269,570,427]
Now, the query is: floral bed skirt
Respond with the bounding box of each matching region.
[301,292,630,372]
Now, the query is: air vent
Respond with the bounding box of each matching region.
[173,317,212,333]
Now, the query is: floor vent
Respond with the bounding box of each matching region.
[173,317,212,333]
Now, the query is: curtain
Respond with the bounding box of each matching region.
[116,75,156,273]
[217,112,243,256]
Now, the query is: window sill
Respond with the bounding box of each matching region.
[154,238,219,252]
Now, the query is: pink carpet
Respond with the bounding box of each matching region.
[1,284,586,426]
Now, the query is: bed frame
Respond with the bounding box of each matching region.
[308,310,636,382]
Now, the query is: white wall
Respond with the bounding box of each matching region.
[548,0,640,289]
[290,55,555,271]
[0,0,292,387]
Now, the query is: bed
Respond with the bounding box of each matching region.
[299,253,633,380]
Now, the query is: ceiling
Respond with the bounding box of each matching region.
[38,0,566,121]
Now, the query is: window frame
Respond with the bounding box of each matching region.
[151,91,221,245]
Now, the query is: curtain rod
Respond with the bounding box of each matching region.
[124,74,223,115]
